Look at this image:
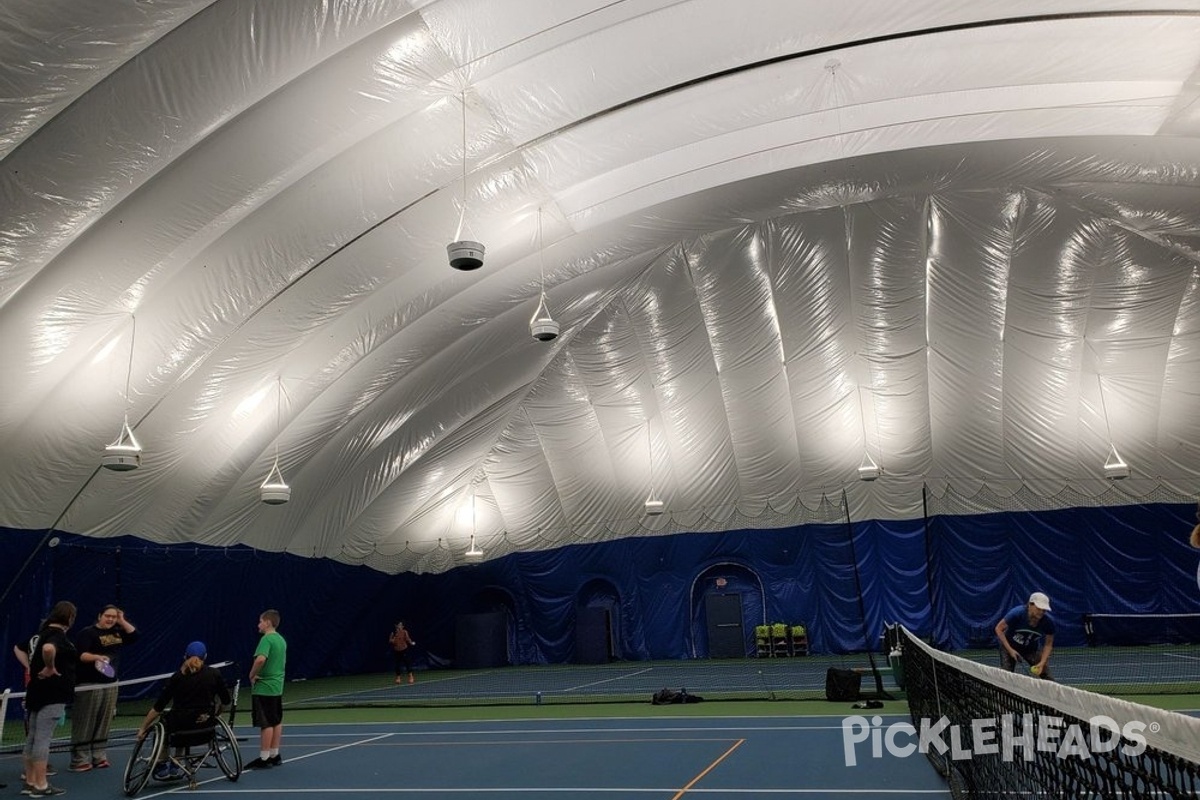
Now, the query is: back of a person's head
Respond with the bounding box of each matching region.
[46,600,77,626]
[261,609,281,629]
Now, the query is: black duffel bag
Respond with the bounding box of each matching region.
[825,667,862,701]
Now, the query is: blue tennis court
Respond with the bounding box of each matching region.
[5,715,951,799]
[279,644,1200,710]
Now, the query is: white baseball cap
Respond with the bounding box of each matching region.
[1028,592,1051,611]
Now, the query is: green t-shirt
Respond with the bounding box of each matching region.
[252,630,287,696]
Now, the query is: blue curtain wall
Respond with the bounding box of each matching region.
[1,502,1195,692]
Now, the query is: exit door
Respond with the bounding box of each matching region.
[705,592,745,658]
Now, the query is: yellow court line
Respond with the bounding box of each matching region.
[670,738,744,799]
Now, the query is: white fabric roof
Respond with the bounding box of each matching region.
[3,1,1200,573]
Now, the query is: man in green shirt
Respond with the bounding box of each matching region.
[245,609,286,769]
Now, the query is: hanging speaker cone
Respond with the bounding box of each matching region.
[447,240,485,270]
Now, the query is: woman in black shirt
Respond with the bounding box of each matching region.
[22,600,78,797]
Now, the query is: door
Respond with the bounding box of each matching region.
[705,593,745,658]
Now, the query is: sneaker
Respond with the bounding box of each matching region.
[91,759,110,769]
[67,763,91,773]
[243,758,272,770]
[152,764,174,781]
[28,786,66,797]
[267,755,282,767]
[20,786,35,796]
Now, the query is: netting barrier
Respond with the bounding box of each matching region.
[899,625,1200,798]
[1,661,239,758]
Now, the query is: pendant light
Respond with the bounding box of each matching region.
[260,377,291,504]
[1096,370,1129,479]
[466,489,484,557]
[529,207,559,342]
[644,419,664,515]
[856,386,880,481]
[447,90,485,270]
[102,314,143,471]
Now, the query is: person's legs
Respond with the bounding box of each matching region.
[70,686,103,768]
[999,649,1017,672]
[248,695,283,767]
[26,704,65,790]
[91,684,118,765]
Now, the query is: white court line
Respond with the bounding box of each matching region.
[152,789,950,794]
[135,732,394,799]
[1163,652,1200,662]
[274,723,870,737]
[287,671,488,704]
[561,666,655,692]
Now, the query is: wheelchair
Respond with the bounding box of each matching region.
[122,714,242,795]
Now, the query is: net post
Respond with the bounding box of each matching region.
[229,679,240,726]
[0,688,9,750]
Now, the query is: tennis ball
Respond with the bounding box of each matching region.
[1029,665,1041,676]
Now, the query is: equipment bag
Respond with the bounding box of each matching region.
[825,667,862,701]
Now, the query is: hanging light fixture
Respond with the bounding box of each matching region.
[1096,371,1130,480]
[260,377,291,504]
[530,207,559,342]
[856,386,880,481]
[102,314,142,471]
[644,419,665,515]
[466,489,484,557]
[1103,444,1129,480]
[447,90,485,271]
[857,453,881,482]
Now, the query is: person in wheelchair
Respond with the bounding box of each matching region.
[135,641,231,781]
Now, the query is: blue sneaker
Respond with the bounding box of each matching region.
[153,764,182,781]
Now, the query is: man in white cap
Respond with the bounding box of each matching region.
[995,592,1055,680]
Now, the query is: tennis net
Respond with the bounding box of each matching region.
[1084,612,1200,647]
[0,661,240,758]
[898,625,1200,798]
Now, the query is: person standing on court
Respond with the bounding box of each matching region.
[995,591,1055,680]
[22,600,79,797]
[389,621,417,685]
[245,609,287,770]
[70,604,140,772]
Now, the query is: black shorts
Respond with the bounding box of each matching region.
[251,695,283,728]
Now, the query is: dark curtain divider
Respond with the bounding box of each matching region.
[1,502,1196,695]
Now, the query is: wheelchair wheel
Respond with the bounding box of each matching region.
[123,722,164,797]
[212,717,242,781]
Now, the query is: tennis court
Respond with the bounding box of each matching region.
[2,714,951,799]
[278,643,1200,710]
